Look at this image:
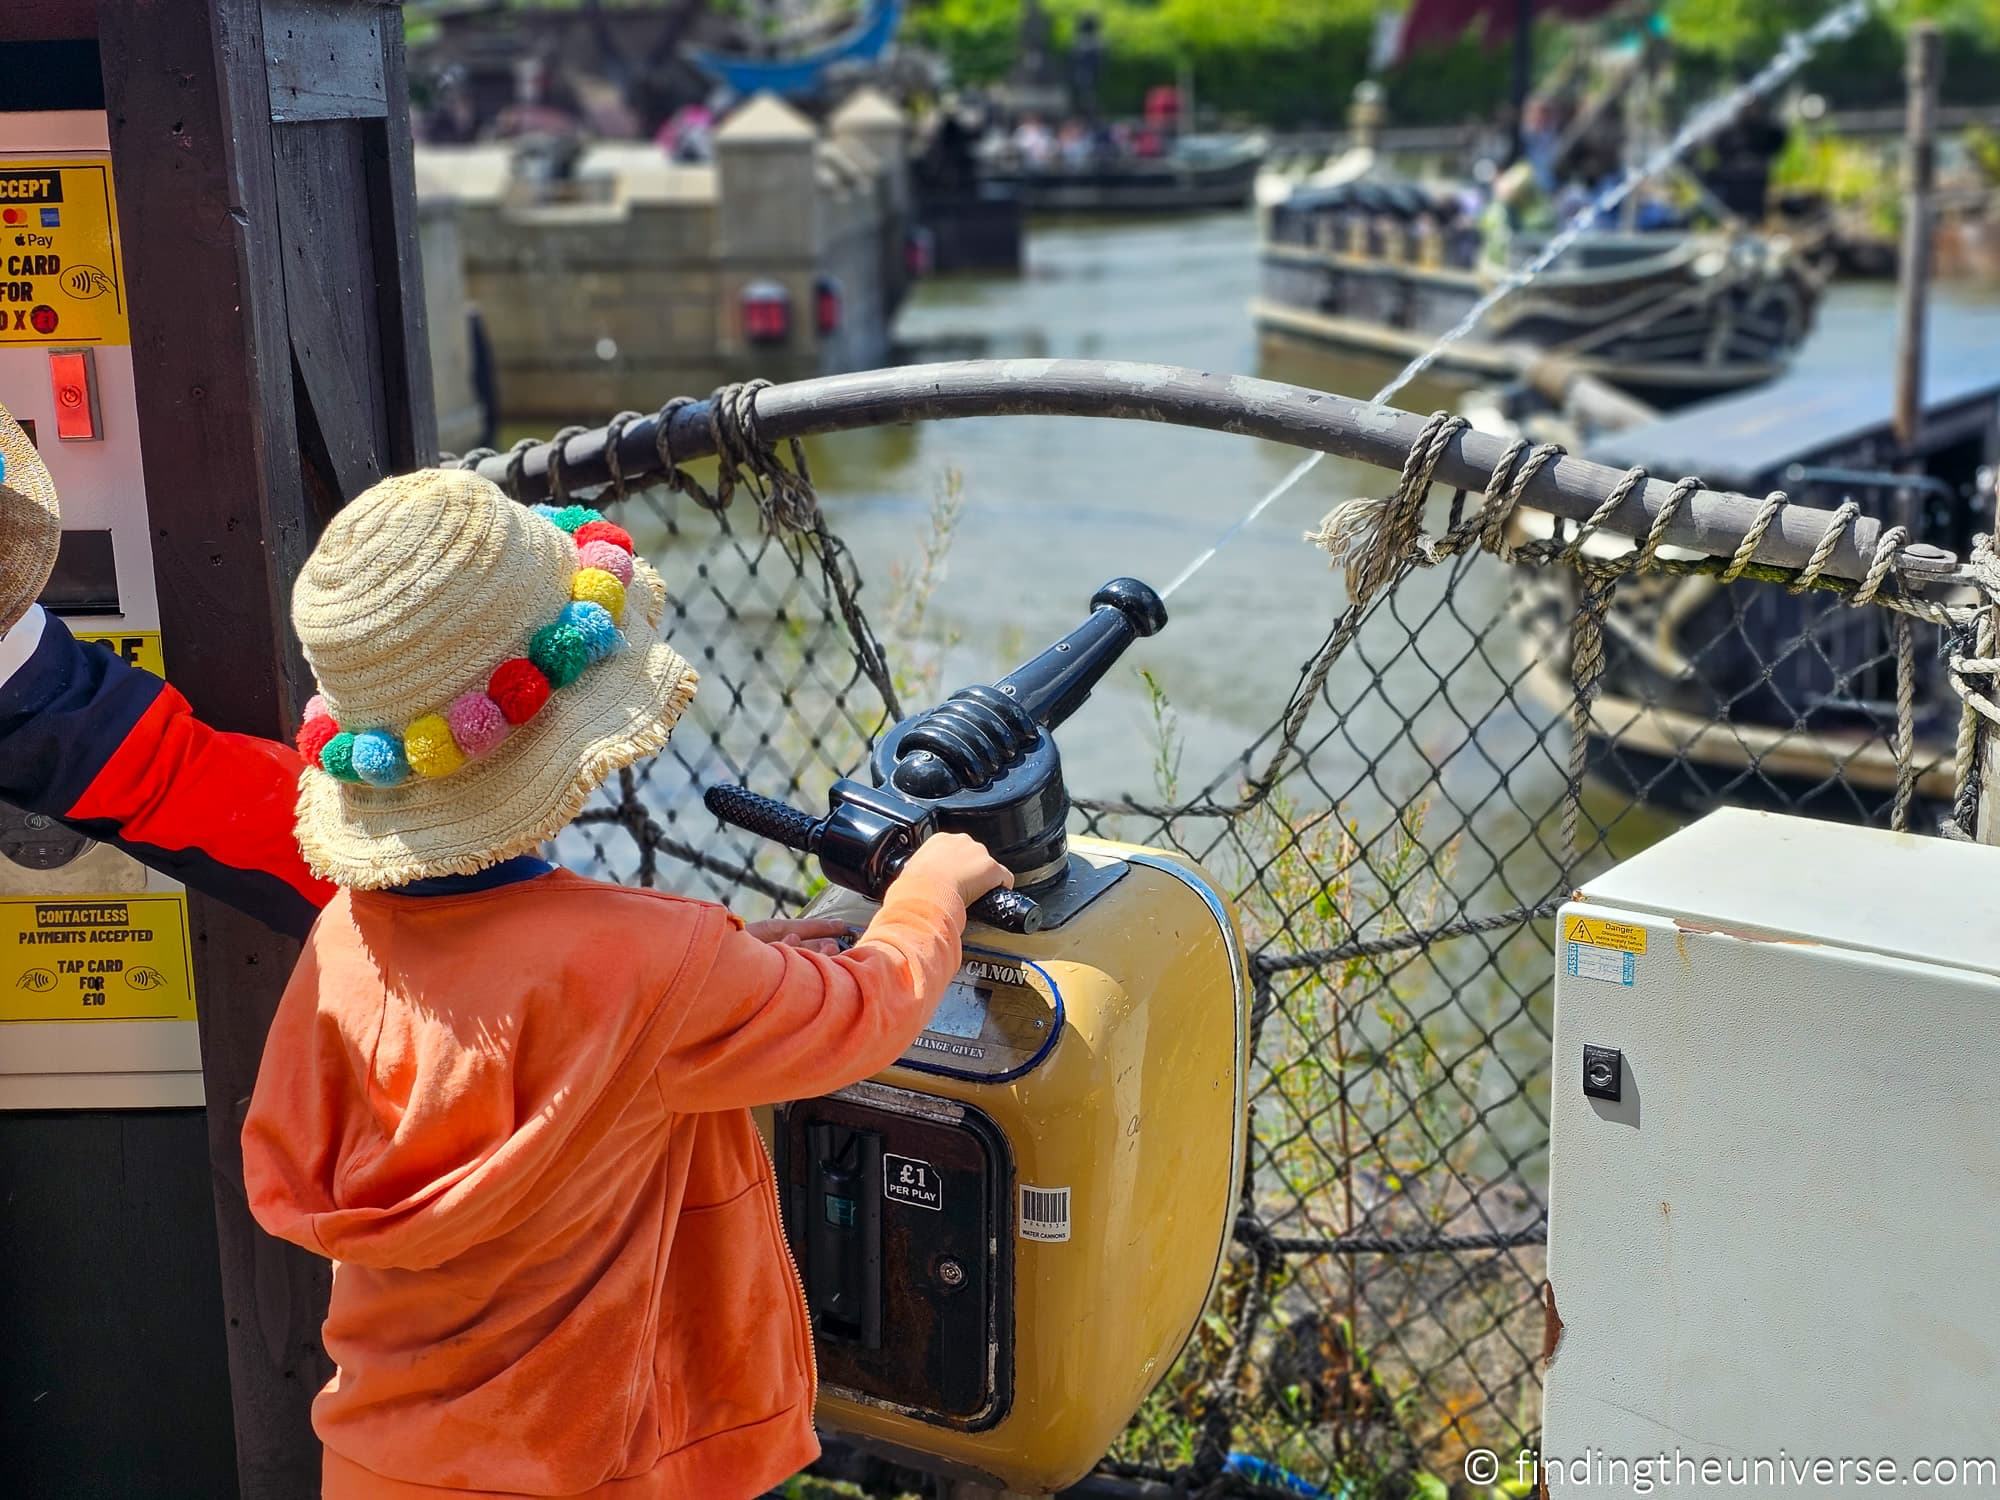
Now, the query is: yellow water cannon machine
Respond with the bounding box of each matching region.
[706,579,1249,1495]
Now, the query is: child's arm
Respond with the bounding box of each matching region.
[0,605,333,936]
[661,833,1011,1110]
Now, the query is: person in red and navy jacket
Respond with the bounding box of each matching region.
[0,600,332,934]
[0,402,324,932]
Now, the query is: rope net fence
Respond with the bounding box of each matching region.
[447,384,1984,1498]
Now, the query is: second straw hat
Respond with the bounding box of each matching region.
[0,402,62,632]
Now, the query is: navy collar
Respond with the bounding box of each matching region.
[391,854,557,897]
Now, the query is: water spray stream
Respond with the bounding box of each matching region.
[1159,0,1876,602]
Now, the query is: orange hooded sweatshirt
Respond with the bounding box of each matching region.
[241,866,966,1499]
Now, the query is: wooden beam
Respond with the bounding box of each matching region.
[100,3,329,1492]
[457,359,1959,589]
[1894,22,1941,452]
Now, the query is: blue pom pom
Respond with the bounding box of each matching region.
[351,729,410,787]
[0,451,8,484]
[530,503,565,523]
[558,600,622,662]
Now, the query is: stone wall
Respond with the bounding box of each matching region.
[416,196,486,455]
[412,90,908,425]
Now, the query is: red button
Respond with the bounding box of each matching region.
[48,350,97,441]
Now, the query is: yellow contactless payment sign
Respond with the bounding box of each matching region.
[0,159,128,347]
[0,893,196,1023]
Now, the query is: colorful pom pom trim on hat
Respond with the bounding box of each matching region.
[295,515,640,784]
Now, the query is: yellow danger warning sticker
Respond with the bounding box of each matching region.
[73,629,164,679]
[1563,914,1648,954]
[0,157,129,347]
[0,893,196,1023]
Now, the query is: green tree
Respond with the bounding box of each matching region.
[910,0,1517,127]
[912,0,2000,125]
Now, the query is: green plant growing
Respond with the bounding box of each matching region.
[1773,128,1902,237]
[1139,667,1185,806]
[1964,122,2000,184]
[878,468,968,718]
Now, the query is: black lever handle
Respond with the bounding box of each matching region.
[705,782,819,851]
[998,576,1167,731]
[704,784,1041,934]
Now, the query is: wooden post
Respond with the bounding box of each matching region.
[1509,0,1535,164]
[96,1,436,1492]
[1893,22,1941,452]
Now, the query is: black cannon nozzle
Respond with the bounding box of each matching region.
[998,577,1168,732]
[1090,577,1167,638]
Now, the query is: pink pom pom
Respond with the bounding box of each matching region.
[304,693,331,722]
[577,539,635,587]
[445,690,510,757]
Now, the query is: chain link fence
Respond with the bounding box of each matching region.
[456,393,1976,1498]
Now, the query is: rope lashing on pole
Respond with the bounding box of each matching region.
[1309,412,1954,840]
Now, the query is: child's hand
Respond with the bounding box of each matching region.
[900,832,1013,908]
[744,917,849,956]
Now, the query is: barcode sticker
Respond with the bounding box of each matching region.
[1019,1184,1071,1243]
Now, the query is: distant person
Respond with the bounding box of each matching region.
[1476,104,1516,179]
[494,53,580,141]
[656,101,716,164]
[1482,159,1555,264]
[1013,114,1055,165]
[423,66,479,145]
[1704,97,1789,221]
[1057,118,1094,165]
[1072,12,1105,122]
[1520,96,1562,190]
[928,101,980,193]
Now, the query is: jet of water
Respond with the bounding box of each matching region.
[1159,0,1875,602]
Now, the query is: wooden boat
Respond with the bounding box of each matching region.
[981,134,1266,214]
[1257,179,1823,408]
[690,0,903,99]
[1503,344,1999,825]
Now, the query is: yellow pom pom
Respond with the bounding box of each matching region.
[571,567,626,622]
[404,713,467,779]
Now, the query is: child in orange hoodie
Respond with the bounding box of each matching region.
[239,469,1010,1499]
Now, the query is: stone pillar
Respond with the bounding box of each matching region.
[831,85,909,220]
[715,92,821,369]
[829,85,911,334]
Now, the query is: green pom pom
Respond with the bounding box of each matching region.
[549,505,597,534]
[320,731,362,783]
[528,621,590,687]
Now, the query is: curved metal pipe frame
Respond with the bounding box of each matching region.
[460,359,1958,589]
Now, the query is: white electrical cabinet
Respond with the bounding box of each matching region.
[1546,808,2000,1495]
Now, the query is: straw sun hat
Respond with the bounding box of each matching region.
[0,401,63,632]
[291,468,697,889]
